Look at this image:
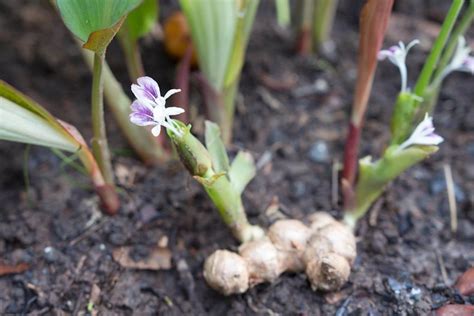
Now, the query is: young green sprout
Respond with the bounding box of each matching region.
[129,76,264,243]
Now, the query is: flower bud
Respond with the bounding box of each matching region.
[239,238,284,286]
[170,123,213,177]
[316,222,356,264]
[203,250,249,296]
[307,212,337,232]
[306,253,351,291]
[267,219,311,272]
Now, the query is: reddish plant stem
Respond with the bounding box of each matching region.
[296,28,312,55]
[342,123,360,188]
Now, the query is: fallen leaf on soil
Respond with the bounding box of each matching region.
[0,262,29,276]
[258,71,297,92]
[113,246,172,270]
[435,304,474,316]
[454,267,474,296]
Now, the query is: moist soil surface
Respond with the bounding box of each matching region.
[1,1,473,315]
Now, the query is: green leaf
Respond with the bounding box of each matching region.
[57,0,142,53]
[228,151,256,195]
[124,0,158,40]
[205,120,230,173]
[0,81,78,151]
[0,100,75,151]
[223,0,259,87]
[180,0,238,90]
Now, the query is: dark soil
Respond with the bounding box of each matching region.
[1,1,473,315]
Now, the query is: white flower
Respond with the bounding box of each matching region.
[378,39,419,93]
[129,77,185,137]
[439,36,474,81]
[398,114,443,151]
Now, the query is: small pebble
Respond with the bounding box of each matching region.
[43,246,60,263]
[308,141,330,163]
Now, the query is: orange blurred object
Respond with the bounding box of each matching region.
[163,11,198,67]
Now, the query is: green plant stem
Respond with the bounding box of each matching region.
[222,78,239,145]
[81,48,170,165]
[91,52,114,185]
[275,0,290,27]
[313,0,338,51]
[413,0,464,97]
[118,28,145,81]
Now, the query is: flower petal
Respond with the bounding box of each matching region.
[152,105,166,123]
[131,100,153,116]
[165,106,185,116]
[151,124,162,137]
[132,76,160,102]
[130,112,156,126]
[163,89,181,100]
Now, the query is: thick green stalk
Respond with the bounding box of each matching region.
[413,0,464,97]
[118,28,145,81]
[168,122,264,243]
[81,49,170,165]
[313,0,338,51]
[344,145,438,228]
[91,52,114,185]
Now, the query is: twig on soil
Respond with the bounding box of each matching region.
[332,159,340,207]
[368,198,383,227]
[257,87,283,111]
[443,164,457,233]
[435,249,450,286]
[69,218,109,246]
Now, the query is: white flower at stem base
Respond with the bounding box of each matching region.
[397,114,444,151]
[378,39,420,93]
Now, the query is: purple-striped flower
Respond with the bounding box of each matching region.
[378,40,419,92]
[398,114,443,151]
[129,76,184,137]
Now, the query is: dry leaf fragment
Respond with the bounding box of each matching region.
[113,246,172,270]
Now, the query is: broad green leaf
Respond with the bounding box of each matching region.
[57,0,142,53]
[228,151,256,194]
[0,97,77,152]
[0,80,79,150]
[124,0,158,40]
[205,120,230,173]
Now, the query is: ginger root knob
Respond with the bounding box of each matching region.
[203,250,249,296]
[239,237,284,286]
[267,219,311,272]
[306,253,351,291]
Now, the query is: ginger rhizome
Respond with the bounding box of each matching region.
[204,212,356,295]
